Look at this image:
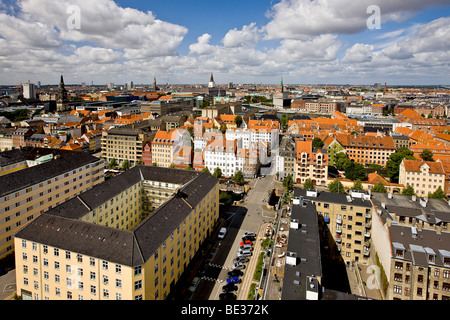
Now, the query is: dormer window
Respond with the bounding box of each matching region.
[393,242,405,258]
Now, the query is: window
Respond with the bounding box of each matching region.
[134,280,142,291]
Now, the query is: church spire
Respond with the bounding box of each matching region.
[208,73,215,88]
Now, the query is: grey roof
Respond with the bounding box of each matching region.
[0,151,102,197]
[294,189,372,208]
[281,197,323,300]
[15,167,218,267]
[371,193,450,225]
[389,224,450,268]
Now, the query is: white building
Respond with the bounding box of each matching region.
[204,138,237,178]
[22,82,35,99]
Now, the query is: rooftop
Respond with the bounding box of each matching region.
[15,166,218,267]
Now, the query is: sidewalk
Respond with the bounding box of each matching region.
[237,222,268,300]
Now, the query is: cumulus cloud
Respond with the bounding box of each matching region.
[341,43,374,63]
[189,33,217,56]
[222,23,261,48]
[264,0,449,39]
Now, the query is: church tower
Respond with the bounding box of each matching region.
[56,75,69,112]
[208,73,215,88]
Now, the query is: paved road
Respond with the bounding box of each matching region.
[190,175,279,300]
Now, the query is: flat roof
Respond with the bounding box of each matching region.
[281,197,322,300]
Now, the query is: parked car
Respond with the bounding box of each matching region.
[219,292,236,300]
[226,276,241,284]
[222,283,238,293]
[240,240,253,246]
[242,231,256,238]
[228,269,243,278]
[232,262,245,270]
[218,227,227,239]
[233,256,249,264]
[237,249,252,257]
[240,244,253,251]
[242,235,254,242]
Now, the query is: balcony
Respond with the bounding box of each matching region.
[336,225,342,233]
[336,234,342,243]
[364,229,371,238]
[364,247,370,256]
[336,216,342,224]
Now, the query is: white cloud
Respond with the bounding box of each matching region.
[264,0,449,39]
[188,33,217,56]
[222,23,260,48]
[341,43,374,63]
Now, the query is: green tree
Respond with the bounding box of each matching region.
[371,181,387,193]
[328,178,345,193]
[334,152,350,171]
[386,147,416,183]
[108,158,118,169]
[402,185,415,196]
[303,178,315,190]
[219,124,227,134]
[280,114,291,128]
[202,167,211,174]
[429,186,447,199]
[420,149,434,161]
[282,174,294,190]
[234,115,243,128]
[231,170,245,185]
[121,160,130,171]
[185,165,194,171]
[219,191,234,205]
[343,160,367,181]
[169,163,175,168]
[213,167,222,179]
[312,137,324,149]
[352,180,364,190]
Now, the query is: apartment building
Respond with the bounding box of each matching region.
[0,151,104,259]
[335,134,395,167]
[399,159,445,197]
[204,138,237,178]
[295,140,328,187]
[276,135,297,180]
[292,189,373,266]
[151,130,178,168]
[371,193,450,300]
[101,126,154,167]
[14,166,219,300]
[140,98,195,116]
[236,146,260,178]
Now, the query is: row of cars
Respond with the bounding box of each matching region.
[219,232,257,300]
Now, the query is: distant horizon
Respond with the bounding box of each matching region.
[2,82,449,88]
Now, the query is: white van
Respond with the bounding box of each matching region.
[218,227,227,239]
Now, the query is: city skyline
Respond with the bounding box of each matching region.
[0,0,449,86]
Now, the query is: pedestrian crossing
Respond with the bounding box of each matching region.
[201,276,224,283]
[207,263,231,270]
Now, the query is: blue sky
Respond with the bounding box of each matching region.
[0,0,449,86]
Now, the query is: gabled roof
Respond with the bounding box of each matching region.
[402,159,444,174]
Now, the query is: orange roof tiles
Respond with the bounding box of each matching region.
[402,159,444,174]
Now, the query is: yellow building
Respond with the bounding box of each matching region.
[0,150,104,259]
[14,166,219,300]
[293,189,373,266]
[101,126,154,167]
